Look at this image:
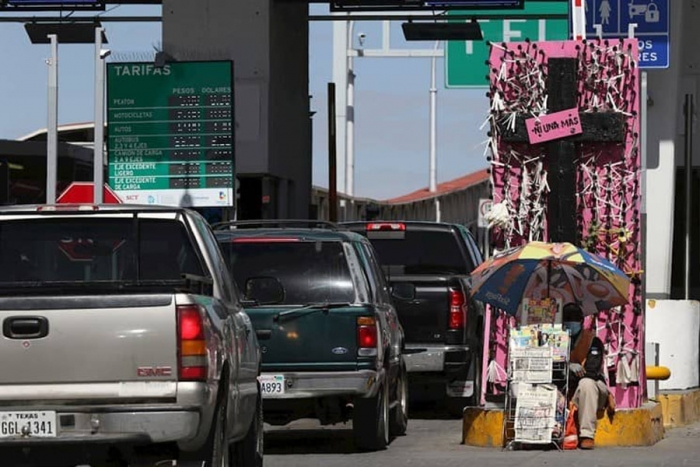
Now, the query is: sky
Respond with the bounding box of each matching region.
[0,2,489,200]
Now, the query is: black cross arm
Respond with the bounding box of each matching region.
[496,112,626,144]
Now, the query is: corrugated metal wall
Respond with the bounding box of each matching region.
[311,179,490,231]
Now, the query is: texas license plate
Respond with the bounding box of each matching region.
[259,375,285,396]
[0,411,57,438]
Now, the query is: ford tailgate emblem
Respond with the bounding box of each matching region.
[332,347,348,355]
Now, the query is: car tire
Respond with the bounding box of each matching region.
[389,360,408,437]
[231,384,264,467]
[469,345,483,408]
[353,380,390,451]
[179,387,229,467]
[447,348,483,418]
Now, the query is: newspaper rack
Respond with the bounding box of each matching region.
[502,323,571,451]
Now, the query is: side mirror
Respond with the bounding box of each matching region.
[244,276,285,305]
[391,283,416,301]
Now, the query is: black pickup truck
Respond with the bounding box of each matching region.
[343,221,484,415]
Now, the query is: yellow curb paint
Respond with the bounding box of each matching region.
[594,403,664,447]
[658,389,700,427]
[463,403,664,447]
[462,408,504,447]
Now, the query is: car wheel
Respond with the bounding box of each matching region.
[390,360,408,436]
[353,380,390,451]
[446,351,482,418]
[469,346,483,408]
[179,388,229,467]
[231,385,264,467]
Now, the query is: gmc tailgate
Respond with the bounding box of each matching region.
[0,294,178,402]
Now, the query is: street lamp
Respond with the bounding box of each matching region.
[23,22,108,204]
[94,26,110,204]
[334,20,458,222]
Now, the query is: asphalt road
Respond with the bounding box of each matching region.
[264,402,700,467]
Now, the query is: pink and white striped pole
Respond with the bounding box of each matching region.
[571,0,587,40]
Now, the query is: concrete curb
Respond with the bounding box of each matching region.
[462,402,664,448]
[658,388,700,427]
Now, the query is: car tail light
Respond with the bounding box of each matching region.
[357,316,378,356]
[366,223,405,231]
[448,288,467,330]
[177,305,207,381]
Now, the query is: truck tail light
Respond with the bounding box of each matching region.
[366,222,405,231]
[177,305,208,381]
[357,316,378,356]
[448,288,467,330]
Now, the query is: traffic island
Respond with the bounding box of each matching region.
[658,389,700,428]
[462,403,664,448]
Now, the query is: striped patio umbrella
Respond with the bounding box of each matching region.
[468,241,630,316]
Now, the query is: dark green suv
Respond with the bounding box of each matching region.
[213,220,407,451]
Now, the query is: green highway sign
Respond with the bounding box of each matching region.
[107,61,234,207]
[445,1,569,88]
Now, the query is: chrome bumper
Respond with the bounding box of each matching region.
[260,369,383,400]
[0,382,215,448]
[404,344,470,373]
[0,409,200,445]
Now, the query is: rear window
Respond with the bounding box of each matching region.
[219,240,355,305]
[366,230,469,275]
[0,217,204,284]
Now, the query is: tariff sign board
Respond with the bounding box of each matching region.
[107,61,235,208]
[445,1,569,88]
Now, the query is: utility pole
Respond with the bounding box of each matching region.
[429,40,440,222]
[684,94,693,300]
[328,83,339,222]
[46,34,58,204]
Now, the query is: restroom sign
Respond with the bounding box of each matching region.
[584,0,669,69]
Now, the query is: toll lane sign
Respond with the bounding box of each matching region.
[446,1,569,88]
[584,0,669,69]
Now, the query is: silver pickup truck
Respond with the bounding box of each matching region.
[0,205,262,467]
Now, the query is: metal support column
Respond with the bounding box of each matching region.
[94,27,107,204]
[345,20,355,199]
[46,34,58,204]
[429,40,440,222]
[684,94,694,300]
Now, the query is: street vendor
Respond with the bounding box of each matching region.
[563,303,616,450]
